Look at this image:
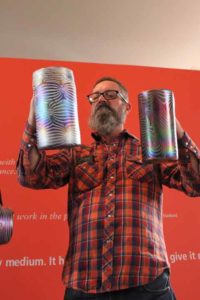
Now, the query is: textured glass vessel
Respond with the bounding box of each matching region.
[0,192,13,245]
[33,67,81,149]
[138,89,178,162]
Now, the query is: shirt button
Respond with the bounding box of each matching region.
[109,192,113,197]
[185,142,189,146]
[110,175,114,179]
[106,237,113,243]
[107,214,112,218]
[27,143,32,148]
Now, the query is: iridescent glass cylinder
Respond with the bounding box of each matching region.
[0,207,13,244]
[138,89,178,162]
[33,67,81,149]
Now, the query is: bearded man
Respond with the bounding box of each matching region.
[17,77,200,300]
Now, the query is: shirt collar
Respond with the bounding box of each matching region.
[91,129,138,143]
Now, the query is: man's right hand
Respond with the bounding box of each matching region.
[28,96,36,128]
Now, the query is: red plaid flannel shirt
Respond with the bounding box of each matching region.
[17,123,200,293]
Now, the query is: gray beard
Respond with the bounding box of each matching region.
[89,104,125,136]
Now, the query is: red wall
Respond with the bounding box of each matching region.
[0,58,200,300]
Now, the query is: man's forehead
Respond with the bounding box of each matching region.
[92,80,120,92]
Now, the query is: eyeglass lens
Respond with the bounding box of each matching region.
[89,90,119,102]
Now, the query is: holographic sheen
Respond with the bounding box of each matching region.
[33,67,81,149]
[138,89,178,162]
[0,207,13,244]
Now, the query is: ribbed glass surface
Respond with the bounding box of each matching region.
[138,89,178,162]
[0,207,13,244]
[33,67,81,149]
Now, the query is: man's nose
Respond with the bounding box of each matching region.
[98,94,106,102]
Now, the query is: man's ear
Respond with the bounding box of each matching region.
[126,103,131,112]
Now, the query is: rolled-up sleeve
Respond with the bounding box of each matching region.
[160,132,200,197]
[16,122,73,189]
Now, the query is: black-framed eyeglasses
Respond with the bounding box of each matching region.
[86,90,128,104]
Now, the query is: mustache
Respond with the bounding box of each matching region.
[95,102,113,113]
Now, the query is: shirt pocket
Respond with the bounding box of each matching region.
[74,158,103,192]
[126,154,154,182]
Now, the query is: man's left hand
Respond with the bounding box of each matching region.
[176,119,184,139]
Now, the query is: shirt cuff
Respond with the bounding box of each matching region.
[178,132,200,163]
